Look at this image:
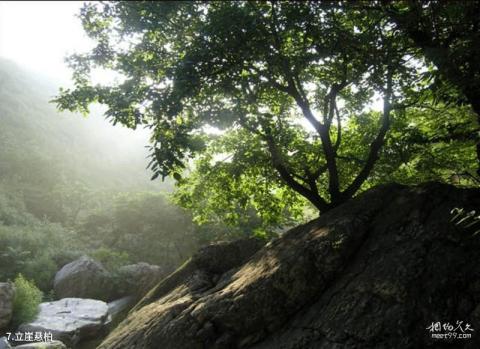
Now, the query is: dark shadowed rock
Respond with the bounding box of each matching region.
[19,298,109,347]
[98,183,480,349]
[53,256,113,301]
[0,282,15,329]
[133,237,265,312]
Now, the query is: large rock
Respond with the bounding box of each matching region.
[13,341,66,349]
[98,183,480,349]
[19,298,109,347]
[0,282,15,329]
[117,263,167,299]
[133,237,265,312]
[53,256,113,301]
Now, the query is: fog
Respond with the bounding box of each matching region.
[0,57,171,193]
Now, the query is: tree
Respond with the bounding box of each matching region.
[54,1,470,218]
[384,0,480,174]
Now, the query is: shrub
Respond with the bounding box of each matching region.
[11,274,43,327]
[90,247,130,272]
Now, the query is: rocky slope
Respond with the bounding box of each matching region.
[99,183,480,349]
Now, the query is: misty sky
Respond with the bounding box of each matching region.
[0,1,154,176]
[0,1,92,83]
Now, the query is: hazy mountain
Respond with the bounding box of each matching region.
[0,58,173,192]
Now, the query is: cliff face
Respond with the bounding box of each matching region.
[99,183,480,349]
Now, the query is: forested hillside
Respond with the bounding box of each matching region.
[0,59,201,293]
[0,57,168,203]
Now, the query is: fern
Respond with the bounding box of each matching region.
[451,208,480,235]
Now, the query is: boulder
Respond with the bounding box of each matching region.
[133,237,265,312]
[0,337,11,349]
[98,183,480,349]
[53,256,113,301]
[13,341,66,349]
[117,263,167,298]
[0,282,15,329]
[19,298,109,347]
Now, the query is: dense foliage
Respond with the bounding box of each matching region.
[55,1,479,228]
[385,1,480,170]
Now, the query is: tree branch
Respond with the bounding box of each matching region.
[342,70,393,199]
[235,95,330,212]
[267,1,342,201]
[265,134,329,212]
[333,102,342,152]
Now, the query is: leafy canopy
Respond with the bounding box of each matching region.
[55,1,478,225]
[385,0,480,174]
